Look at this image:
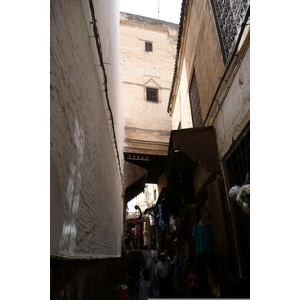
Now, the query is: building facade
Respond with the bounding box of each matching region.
[119,13,179,250]
[50,0,124,298]
[165,0,250,297]
[119,12,178,197]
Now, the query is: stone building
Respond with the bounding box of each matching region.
[50,0,124,298]
[119,13,179,249]
[163,0,250,297]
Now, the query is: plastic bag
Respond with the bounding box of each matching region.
[236,194,244,208]
[243,203,250,215]
[229,185,241,200]
[239,185,250,204]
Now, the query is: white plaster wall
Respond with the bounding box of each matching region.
[94,0,124,174]
[168,0,250,199]
[214,47,250,159]
[50,0,123,258]
[171,60,194,130]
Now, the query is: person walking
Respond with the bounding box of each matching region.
[155,252,171,297]
[134,268,154,300]
[151,245,158,262]
[146,250,159,298]
[142,245,149,262]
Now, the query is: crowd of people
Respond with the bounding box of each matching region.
[123,244,218,299]
[123,244,247,299]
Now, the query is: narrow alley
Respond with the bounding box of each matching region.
[50,0,250,299]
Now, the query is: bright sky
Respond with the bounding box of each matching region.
[120,0,183,24]
[127,198,137,214]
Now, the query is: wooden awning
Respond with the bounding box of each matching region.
[123,161,147,203]
[165,126,221,177]
[123,153,167,202]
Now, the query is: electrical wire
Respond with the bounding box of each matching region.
[88,0,123,184]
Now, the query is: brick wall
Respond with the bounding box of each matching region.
[50,0,123,258]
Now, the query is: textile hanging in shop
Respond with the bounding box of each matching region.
[137,224,141,239]
[157,204,162,230]
[154,206,158,225]
[192,223,213,254]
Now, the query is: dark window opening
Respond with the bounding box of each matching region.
[189,70,203,127]
[145,42,153,52]
[225,129,250,187]
[223,127,250,293]
[146,87,158,103]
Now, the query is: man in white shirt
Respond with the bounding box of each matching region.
[155,252,171,297]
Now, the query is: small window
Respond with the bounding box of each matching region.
[145,41,153,52]
[189,70,203,127]
[146,87,158,103]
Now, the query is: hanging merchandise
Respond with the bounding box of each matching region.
[166,233,171,243]
[229,185,241,200]
[157,204,162,230]
[236,193,244,208]
[137,224,141,239]
[239,184,250,204]
[243,202,250,215]
[193,221,213,254]
[229,183,250,216]
[154,206,158,225]
[159,205,162,227]
[169,215,176,233]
